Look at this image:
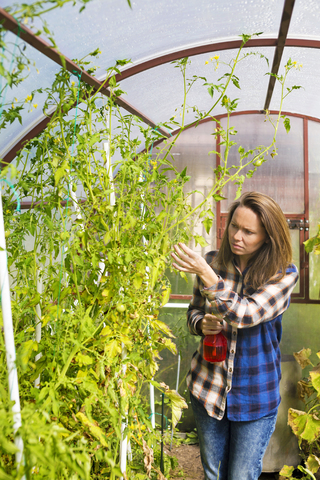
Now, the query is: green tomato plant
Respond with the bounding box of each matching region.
[279,347,320,480]
[280,229,320,480]
[0,2,301,478]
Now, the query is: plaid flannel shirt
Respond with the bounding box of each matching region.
[186,251,299,421]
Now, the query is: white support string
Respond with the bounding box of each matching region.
[103,141,130,479]
[138,172,156,431]
[34,270,42,388]
[0,187,25,478]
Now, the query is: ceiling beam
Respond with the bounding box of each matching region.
[115,38,278,83]
[114,37,320,84]
[263,0,296,111]
[0,8,169,142]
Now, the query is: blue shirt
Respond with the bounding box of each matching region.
[186,251,299,421]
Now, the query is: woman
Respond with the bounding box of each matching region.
[171,192,299,480]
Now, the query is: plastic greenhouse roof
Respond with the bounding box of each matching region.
[1,0,320,164]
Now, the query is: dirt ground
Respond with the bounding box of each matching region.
[166,443,205,480]
[166,443,283,480]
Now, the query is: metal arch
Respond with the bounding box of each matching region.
[0,8,170,147]
[113,38,278,82]
[2,4,320,164]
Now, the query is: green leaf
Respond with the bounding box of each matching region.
[105,339,121,358]
[207,86,214,98]
[18,339,38,366]
[75,353,93,366]
[100,325,113,336]
[162,338,177,354]
[231,75,240,89]
[161,287,171,306]
[194,234,209,247]
[28,292,41,307]
[165,389,188,428]
[202,217,213,235]
[310,371,320,396]
[279,465,295,477]
[283,116,291,133]
[213,194,226,201]
[288,408,320,443]
[306,454,320,475]
[0,466,16,480]
[240,33,252,43]
[294,348,312,369]
[304,232,320,254]
[133,274,143,289]
[109,75,116,88]
[180,166,187,178]
[235,184,243,200]
[152,319,174,337]
[76,412,108,447]
[54,162,68,186]
[297,465,317,480]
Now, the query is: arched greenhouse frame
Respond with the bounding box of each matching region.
[1,0,320,479]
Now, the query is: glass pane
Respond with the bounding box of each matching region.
[219,114,304,214]
[308,120,320,300]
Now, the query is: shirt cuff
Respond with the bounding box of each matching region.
[200,276,225,297]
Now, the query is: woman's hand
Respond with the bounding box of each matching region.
[199,314,224,336]
[171,243,219,287]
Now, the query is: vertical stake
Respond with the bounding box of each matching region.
[160,392,165,474]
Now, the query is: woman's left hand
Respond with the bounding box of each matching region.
[171,243,219,287]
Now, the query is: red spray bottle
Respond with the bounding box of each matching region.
[203,310,227,363]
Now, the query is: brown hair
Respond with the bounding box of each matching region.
[216,191,293,289]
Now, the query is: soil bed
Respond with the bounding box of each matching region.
[166,443,290,480]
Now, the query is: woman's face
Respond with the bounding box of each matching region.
[228,206,267,267]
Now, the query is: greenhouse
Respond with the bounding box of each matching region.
[1,0,320,479]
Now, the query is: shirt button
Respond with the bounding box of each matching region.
[229,368,233,373]
[231,349,235,354]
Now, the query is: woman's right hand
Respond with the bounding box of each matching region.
[199,314,224,335]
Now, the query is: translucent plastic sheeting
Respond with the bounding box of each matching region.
[219,114,304,214]
[0,32,62,159]
[157,122,217,250]
[308,120,320,300]
[153,122,218,296]
[120,47,274,129]
[289,0,320,39]
[269,46,320,120]
[15,0,283,77]
[0,0,282,160]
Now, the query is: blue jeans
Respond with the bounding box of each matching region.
[190,393,277,480]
